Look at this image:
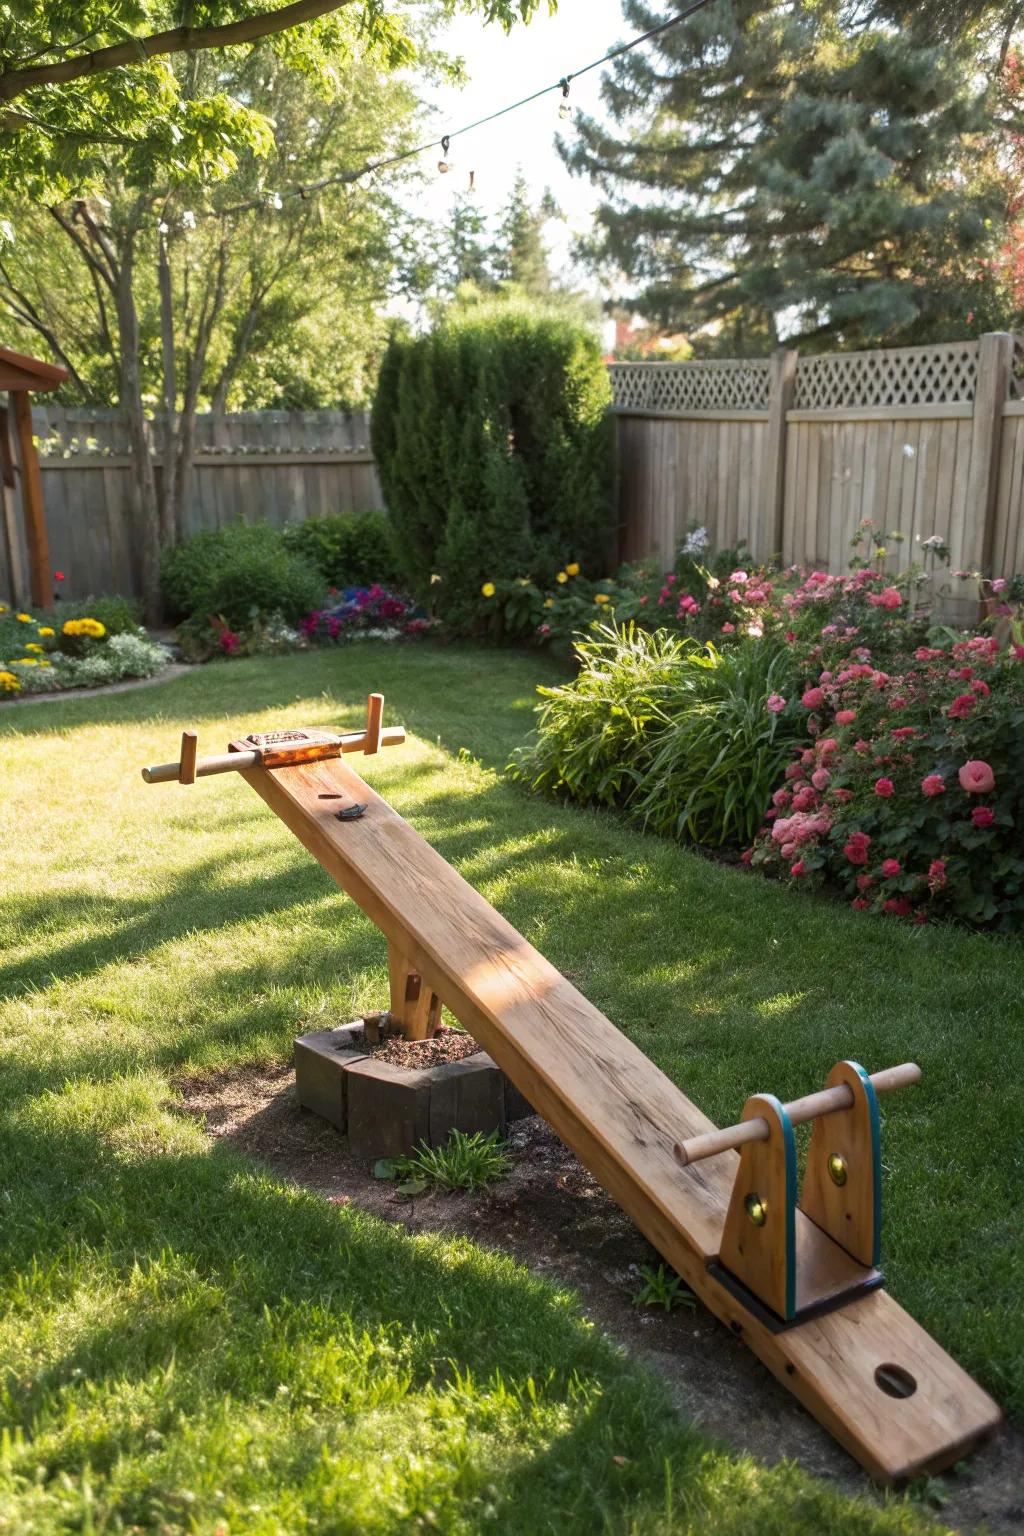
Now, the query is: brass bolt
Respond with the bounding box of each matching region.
[827,1152,848,1187]
[745,1192,767,1227]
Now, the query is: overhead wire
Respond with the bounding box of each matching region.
[211,0,721,219]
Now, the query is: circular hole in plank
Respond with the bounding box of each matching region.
[874,1363,917,1399]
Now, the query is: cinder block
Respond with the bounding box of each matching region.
[293,1022,368,1132]
[428,1054,506,1145]
[502,1073,535,1123]
[345,1059,433,1160]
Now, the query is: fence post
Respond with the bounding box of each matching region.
[967,331,1013,575]
[764,347,798,559]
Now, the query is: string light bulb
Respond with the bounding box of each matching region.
[437,134,452,174]
[558,77,572,120]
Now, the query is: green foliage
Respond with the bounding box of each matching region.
[161,521,323,626]
[54,593,144,637]
[391,1130,512,1193]
[280,511,401,589]
[511,625,802,848]
[568,2,1014,348]
[373,302,615,630]
[631,1264,696,1314]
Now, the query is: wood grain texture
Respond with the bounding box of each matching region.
[236,754,1001,1483]
[803,1061,880,1269]
[719,1094,795,1320]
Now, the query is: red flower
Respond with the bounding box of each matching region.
[881,858,901,878]
[971,806,995,829]
[844,831,871,866]
[883,897,911,916]
[874,777,895,798]
[921,774,945,797]
[948,694,976,720]
[851,897,870,911]
[856,874,874,891]
[959,760,995,794]
[801,686,825,710]
[54,570,65,581]
[835,709,856,726]
[928,859,947,890]
[790,860,806,877]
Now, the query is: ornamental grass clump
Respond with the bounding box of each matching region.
[510,624,802,847]
[750,631,1024,930]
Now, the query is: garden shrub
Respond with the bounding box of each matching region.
[750,627,1024,931]
[160,520,323,627]
[0,601,169,696]
[281,511,401,590]
[510,624,802,846]
[372,302,616,631]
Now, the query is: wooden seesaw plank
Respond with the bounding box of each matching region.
[239,753,1001,1484]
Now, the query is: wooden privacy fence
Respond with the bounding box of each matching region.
[0,406,382,604]
[611,332,1024,610]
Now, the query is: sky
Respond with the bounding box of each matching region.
[412,0,627,283]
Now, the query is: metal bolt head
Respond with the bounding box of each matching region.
[745,1192,767,1227]
[828,1152,848,1187]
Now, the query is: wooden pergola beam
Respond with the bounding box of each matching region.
[11,389,51,607]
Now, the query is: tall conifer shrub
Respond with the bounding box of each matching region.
[372,303,615,629]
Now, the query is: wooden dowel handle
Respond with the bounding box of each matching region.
[142,725,406,784]
[364,692,383,755]
[179,730,198,785]
[673,1062,921,1168]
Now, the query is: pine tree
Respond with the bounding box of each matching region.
[490,171,561,296]
[565,1,1014,350]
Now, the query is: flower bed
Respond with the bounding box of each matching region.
[511,526,1024,933]
[0,597,170,698]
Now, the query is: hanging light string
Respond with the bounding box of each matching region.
[211,0,720,219]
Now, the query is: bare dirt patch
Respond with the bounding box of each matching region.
[176,1061,1024,1534]
[365,1026,482,1069]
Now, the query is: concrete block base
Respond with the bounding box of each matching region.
[294,1022,533,1161]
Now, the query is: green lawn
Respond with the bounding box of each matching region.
[0,642,1018,1534]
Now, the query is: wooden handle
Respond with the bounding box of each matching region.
[364,693,383,755]
[179,730,198,785]
[673,1062,921,1168]
[141,724,406,784]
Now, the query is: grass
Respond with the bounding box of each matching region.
[0,640,1017,1534]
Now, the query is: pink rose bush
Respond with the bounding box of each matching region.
[749,626,1024,930]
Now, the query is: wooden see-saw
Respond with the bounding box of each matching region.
[142,695,1000,1483]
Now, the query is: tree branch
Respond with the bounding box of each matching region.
[0,0,356,103]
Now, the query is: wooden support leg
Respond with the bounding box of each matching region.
[387,942,441,1040]
[802,1060,881,1268]
[718,1094,796,1321]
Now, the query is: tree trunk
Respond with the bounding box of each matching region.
[116,232,162,622]
[157,230,179,551]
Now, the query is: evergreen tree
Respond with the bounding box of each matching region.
[565,1,1014,350]
[490,171,560,296]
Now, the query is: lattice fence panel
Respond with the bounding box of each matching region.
[609,359,770,413]
[1008,337,1024,401]
[793,344,979,410]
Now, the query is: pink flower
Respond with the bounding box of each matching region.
[772,787,791,808]
[853,739,871,753]
[833,788,854,804]
[866,587,902,610]
[921,774,945,797]
[883,897,911,916]
[729,570,748,584]
[844,832,871,866]
[958,760,995,794]
[802,686,825,710]
[219,630,241,654]
[741,849,753,865]
[790,860,806,877]
[874,777,894,798]
[928,859,947,890]
[811,767,831,790]
[722,621,735,633]
[851,897,870,911]
[835,709,856,726]
[881,858,901,878]
[791,787,818,812]
[856,874,874,891]
[971,679,990,697]
[948,694,976,720]
[991,578,1007,593]
[784,762,804,781]
[765,692,786,713]
[638,595,648,606]
[816,738,839,757]
[971,805,995,828]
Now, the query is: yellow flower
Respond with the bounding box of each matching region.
[17,656,37,666]
[62,617,106,638]
[543,598,554,609]
[37,659,51,668]
[556,571,568,584]
[0,604,7,613]
[38,626,55,637]
[481,582,496,599]
[594,593,610,605]
[16,613,32,623]
[430,573,442,585]
[565,562,580,577]
[0,670,20,692]
[516,577,531,587]
[24,642,43,653]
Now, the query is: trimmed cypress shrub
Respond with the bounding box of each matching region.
[372,303,615,631]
